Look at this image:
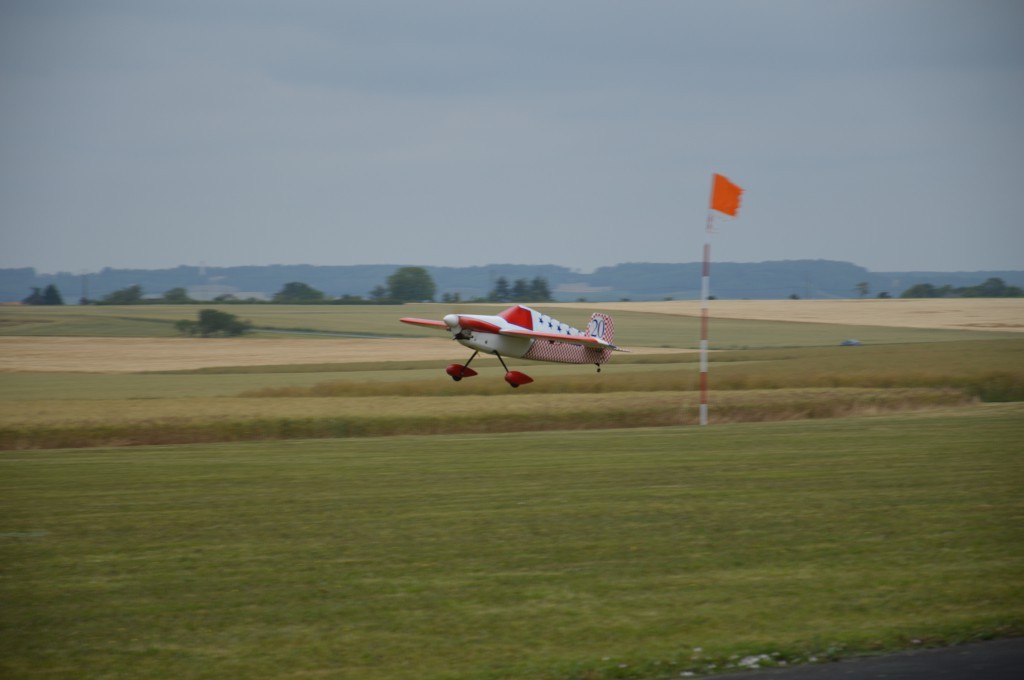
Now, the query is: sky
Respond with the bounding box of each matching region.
[2,0,1023,275]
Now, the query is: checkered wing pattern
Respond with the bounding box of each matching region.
[524,341,613,365]
[522,312,615,365]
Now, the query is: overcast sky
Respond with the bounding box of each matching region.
[2,0,1022,274]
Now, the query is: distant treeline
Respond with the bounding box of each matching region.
[6,261,1024,303]
[900,277,1022,298]
[19,268,556,306]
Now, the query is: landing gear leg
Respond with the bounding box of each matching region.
[496,352,534,388]
[495,352,509,373]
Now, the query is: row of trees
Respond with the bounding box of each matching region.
[487,276,553,303]
[51,268,555,305]
[26,274,1022,305]
[266,268,442,303]
[900,277,1022,298]
[21,285,64,305]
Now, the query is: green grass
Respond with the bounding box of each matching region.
[0,305,422,339]
[0,309,183,337]
[2,407,1022,679]
[0,370,372,401]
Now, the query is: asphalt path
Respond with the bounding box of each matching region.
[708,638,1024,680]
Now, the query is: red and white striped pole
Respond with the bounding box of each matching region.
[699,210,714,426]
[699,172,742,426]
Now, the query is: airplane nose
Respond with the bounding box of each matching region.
[443,314,460,329]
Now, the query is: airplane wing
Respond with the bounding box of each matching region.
[498,328,629,351]
[400,317,449,330]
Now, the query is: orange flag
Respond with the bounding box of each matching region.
[710,173,743,216]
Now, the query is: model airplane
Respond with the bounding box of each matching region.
[400,304,628,387]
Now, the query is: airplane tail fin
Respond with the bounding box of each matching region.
[586,313,614,344]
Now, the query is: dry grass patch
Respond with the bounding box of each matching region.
[0,389,968,428]
[0,389,977,450]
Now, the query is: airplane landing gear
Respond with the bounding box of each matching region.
[504,371,534,388]
[496,352,533,388]
[446,351,534,387]
[446,351,479,381]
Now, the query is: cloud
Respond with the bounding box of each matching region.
[1,1,1022,273]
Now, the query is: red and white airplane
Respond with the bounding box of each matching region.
[400,304,628,387]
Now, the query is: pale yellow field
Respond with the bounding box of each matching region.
[0,337,461,373]
[550,298,1024,331]
[0,389,974,428]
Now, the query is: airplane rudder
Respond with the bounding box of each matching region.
[587,312,614,342]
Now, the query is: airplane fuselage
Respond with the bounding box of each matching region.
[443,313,537,358]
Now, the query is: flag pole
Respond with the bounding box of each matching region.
[699,172,741,426]
[699,206,714,426]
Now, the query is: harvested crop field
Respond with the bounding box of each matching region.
[553,298,1024,331]
[0,337,462,373]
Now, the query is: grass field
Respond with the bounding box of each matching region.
[2,336,1020,450]
[2,301,1021,346]
[2,407,1022,680]
[1,301,1021,678]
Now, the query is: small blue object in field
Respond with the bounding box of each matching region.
[840,339,863,346]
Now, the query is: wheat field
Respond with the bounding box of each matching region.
[550,298,1024,332]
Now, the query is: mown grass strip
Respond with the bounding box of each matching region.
[2,407,1022,679]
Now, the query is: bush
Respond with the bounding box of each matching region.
[273,282,326,303]
[98,285,144,305]
[176,310,252,337]
[22,285,65,305]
